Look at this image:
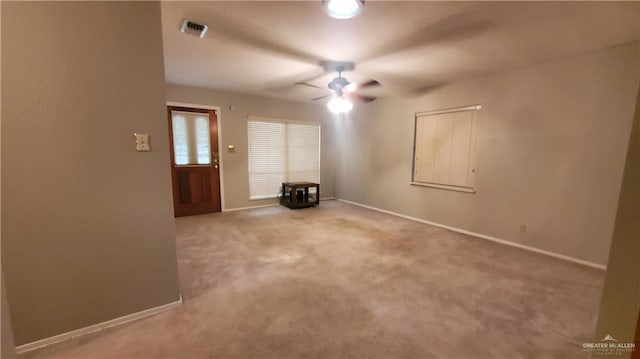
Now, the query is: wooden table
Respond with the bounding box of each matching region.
[280,182,320,209]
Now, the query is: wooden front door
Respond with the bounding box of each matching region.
[167,106,221,217]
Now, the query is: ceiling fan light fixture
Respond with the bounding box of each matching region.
[344,83,358,93]
[327,96,353,113]
[324,0,363,19]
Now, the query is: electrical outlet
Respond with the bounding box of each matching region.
[519,224,527,233]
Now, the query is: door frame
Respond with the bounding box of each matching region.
[166,102,226,211]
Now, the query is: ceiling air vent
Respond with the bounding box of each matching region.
[180,19,208,38]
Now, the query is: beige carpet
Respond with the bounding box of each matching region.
[20,201,604,359]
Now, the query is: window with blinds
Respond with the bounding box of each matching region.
[247,119,320,199]
[412,105,480,193]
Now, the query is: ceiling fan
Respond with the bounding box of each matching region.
[297,62,381,113]
[194,8,492,98]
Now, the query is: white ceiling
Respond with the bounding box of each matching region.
[161,1,639,102]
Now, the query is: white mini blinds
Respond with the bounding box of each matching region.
[412,105,480,192]
[247,119,320,200]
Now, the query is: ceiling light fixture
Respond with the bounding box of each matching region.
[323,0,364,19]
[327,96,353,113]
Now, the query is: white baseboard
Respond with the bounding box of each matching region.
[223,197,336,212]
[222,203,279,212]
[16,297,183,354]
[337,199,607,271]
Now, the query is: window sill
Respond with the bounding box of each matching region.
[410,182,476,194]
[249,195,278,201]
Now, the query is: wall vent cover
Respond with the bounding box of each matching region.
[180,19,208,38]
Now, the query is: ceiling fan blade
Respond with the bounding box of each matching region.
[411,83,447,96]
[264,70,327,92]
[345,79,381,93]
[359,79,381,88]
[347,93,377,103]
[294,82,325,90]
[299,71,330,84]
[202,9,323,66]
[358,13,492,63]
[311,94,332,101]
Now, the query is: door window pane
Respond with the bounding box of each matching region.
[171,111,211,165]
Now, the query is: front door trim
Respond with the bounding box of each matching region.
[166,102,225,211]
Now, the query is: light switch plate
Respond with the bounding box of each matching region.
[135,133,151,151]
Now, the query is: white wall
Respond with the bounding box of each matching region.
[336,42,639,266]
[165,85,337,210]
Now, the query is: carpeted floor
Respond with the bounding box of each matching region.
[20,201,604,359]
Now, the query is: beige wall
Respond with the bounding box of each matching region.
[0,2,12,357]
[1,277,15,359]
[336,42,639,266]
[165,85,337,210]
[594,85,640,358]
[2,2,180,345]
